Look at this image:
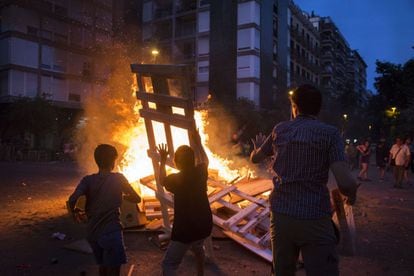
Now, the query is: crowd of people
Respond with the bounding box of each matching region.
[345,136,413,188]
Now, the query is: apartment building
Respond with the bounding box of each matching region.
[141,0,278,108]
[139,1,367,108]
[288,2,320,88]
[0,0,114,108]
[309,15,351,97]
[348,49,367,95]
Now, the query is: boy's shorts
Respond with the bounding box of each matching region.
[88,230,127,266]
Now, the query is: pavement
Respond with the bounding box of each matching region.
[0,161,413,275]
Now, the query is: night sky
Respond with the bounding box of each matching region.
[295,0,414,92]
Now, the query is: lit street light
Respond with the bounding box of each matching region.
[151,49,159,63]
[341,114,348,138]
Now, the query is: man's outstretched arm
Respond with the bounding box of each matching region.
[330,161,359,205]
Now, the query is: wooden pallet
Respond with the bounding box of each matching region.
[131,63,273,262]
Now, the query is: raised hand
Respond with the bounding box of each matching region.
[157,143,169,163]
[251,133,266,150]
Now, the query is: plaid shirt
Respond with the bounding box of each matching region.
[260,115,345,219]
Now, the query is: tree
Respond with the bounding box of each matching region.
[371,58,414,138]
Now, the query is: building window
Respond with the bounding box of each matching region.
[238,28,253,51]
[0,71,8,96]
[200,0,210,7]
[199,66,209,73]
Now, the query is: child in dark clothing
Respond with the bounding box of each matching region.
[157,129,212,276]
[68,144,141,276]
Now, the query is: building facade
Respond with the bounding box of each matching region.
[139,0,367,108]
[139,0,325,108]
[348,49,367,96]
[288,2,320,88]
[309,15,365,98]
[0,0,114,108]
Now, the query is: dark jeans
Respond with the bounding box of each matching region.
[393,165,405,187]
[270,212,339,276]
[162,238,205,276]
[88,230,127,266]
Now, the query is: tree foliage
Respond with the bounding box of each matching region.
[371,59,414,138]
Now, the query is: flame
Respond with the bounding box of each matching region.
[117,103,252,197]
[114,75,253,197]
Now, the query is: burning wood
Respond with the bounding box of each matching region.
[126,63,273,261]
[118,63,355,263]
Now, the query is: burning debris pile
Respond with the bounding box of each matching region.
[126,63,274,261]
[75,63,355,262]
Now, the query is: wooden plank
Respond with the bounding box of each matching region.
[136,92,191,110]
[223,203,260,228]
[216,198,241,212]
[140,174,155,185]
[235,179,273,197]
[239,207,270,235]
[258,232,271,247]
[131,64,189,78]
[208,186,237,204]
[139,109,193,129]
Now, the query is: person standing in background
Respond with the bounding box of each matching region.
[389,137,411,188]
[357,140,371,181]
[403,138,412,185]
[376,139,389,181]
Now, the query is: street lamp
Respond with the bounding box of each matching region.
[341,114,348,138]
[151,49,159,63]
[288,90,294,120]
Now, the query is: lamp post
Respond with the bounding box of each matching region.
[341,113,348,138]
[389,106,398,138]
[288,90,294,120]
[151,49,159,63]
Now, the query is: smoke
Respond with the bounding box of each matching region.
[74,42,260,180]
[201,103,262,179]
[74,42,139,173]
